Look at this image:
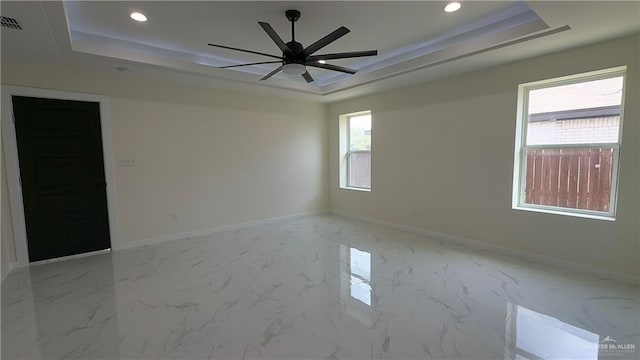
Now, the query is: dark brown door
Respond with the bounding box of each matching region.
[12,96,111,262]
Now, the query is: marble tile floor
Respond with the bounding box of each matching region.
[2,215,638,359]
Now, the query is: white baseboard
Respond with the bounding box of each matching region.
[115,210,329,251]
[29,249,112,267]
[330,210,639,285]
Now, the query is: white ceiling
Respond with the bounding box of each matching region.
[1,1,639,102]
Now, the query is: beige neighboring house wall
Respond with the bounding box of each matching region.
[527,115,620,145]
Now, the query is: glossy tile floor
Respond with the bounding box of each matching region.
[2,215,639,359]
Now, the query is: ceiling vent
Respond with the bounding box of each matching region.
[1,16,22,30]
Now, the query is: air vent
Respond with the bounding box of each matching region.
[1,16,22,30]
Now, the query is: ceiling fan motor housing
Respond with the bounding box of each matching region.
[284,41,304,63]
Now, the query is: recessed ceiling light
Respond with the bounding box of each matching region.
[444,2,462,13]
[130,12,147,22]
[318,60,327,64]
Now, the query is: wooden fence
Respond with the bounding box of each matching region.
[349,151,371,189]
[525,147,614,212]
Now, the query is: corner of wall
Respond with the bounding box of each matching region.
[1,260,17,284]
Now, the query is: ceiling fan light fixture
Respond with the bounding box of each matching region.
[130,12,147,22]
[444,2,462,13]
[282,63,306,75]
[318,60,327,64]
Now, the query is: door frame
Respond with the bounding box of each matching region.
[2,86,121,266]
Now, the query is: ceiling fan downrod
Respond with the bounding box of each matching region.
[286,9,300,43]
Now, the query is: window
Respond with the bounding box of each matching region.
[512,67,626,219]
[339,111,372,190]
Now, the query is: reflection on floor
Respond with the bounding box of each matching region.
[507,303,601,359]
[2,215,638,359]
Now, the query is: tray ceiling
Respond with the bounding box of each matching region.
[1,1,638,101]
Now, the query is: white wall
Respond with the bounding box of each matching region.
[328,35,639,278]
[1,143,17,281]
[1,61,328,249]
[110,97,327,242]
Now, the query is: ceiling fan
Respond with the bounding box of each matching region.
[208,9,378,83]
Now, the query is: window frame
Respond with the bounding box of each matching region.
[340,110,372,192]
[512,66,627,220]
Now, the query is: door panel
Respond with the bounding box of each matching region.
[36,158,94,186]
[39,192,96,215]
[12,96,111,262]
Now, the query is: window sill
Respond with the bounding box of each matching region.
[340,186,371,193]
[513,205,615,221]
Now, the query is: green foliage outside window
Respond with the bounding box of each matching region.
[349,115,371,151]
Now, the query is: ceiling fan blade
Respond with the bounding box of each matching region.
[260,65,283,81]
[302,26,350,56]
[208,43,282,60]
[306,62,356,75]
[258,22,290,54]
[301,71,314,83]
[307,50,378,62]
[219,61,282,69]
